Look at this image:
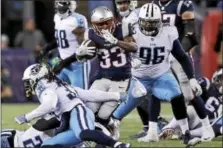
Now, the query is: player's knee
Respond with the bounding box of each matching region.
[131,81,147,98]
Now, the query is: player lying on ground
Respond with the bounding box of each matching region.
[160,68,223,140]
[13,64,130,148]
[1,121,112,148]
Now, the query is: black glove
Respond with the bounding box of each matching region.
[53,60,66,74]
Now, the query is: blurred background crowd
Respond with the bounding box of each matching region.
[1,0,222,103]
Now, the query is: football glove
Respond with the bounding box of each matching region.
[15,115,27,124]
[76,40,96,57]
[189,78,203,96]
[101,30,118,45]
[131,58,141,69]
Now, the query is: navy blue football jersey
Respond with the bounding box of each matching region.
[88,24,132,81]
[154,0,194,40]
[198,77,222,122]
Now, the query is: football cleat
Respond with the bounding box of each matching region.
[115,143,131,148]
[129,128,148,139]
[138,130,159,142]
[182,130,201,148]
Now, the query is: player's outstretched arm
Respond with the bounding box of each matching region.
[25,90,58,122]
[74,87,123,103]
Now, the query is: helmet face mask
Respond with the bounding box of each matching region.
[55,0,72,18]
[138,3,162,36]
[115,0,138,17]
[138,18,161,36]
[22,64,51,97]
[91,6,115,36]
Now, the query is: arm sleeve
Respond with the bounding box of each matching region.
[74,87,120,102]
[171,39,195,79]
[25,89,58,121]
[177,0,194,16]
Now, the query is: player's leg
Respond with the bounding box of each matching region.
[129,99,149,139]
[41,129,81,147]
[139,72,198,146]
[172,59,214,140]
[69,105,130,148]
[112,77,147,120]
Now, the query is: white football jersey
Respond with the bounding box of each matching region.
[54,12,88,59]
[25,79,84,121]
[14,127,51,147]
[132,25,179,78]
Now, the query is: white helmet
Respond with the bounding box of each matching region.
[138,3,162,36]
[212,68,223,94]
[55,0,76,18]
[115,0,138,17]
[22,64,50,97]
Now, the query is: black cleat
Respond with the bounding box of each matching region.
[129,129,147,139]
[182,130,201,148]
[115,143,131,148]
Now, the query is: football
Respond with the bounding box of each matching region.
[77,39,97,61]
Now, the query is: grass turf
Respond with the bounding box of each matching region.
[1,103,222,147]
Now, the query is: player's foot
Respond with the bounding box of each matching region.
[182,130,201,147]
[137,130,159,142]
[114,142,131,148]
[109,119,120,140]
[201,126,215,142]
[129,128,148,139]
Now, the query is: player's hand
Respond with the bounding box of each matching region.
[76,40,96,57]
[101,30,118,45]
[189,78,203,96]
[159,128,175,139]
[131,58,141,69]
[15,115,27,125]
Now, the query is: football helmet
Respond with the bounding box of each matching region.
[138,3,162,36]
[91,6,116,36]
[54,0,76,18]
[115,0,138,17]
[22,64,51,97]
[212,68,223,94]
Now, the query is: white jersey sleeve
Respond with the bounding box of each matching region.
[25,89,57,122]
[168,26,179,49]
[73,87,120,102]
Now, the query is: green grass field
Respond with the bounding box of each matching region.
[1,103,222,147]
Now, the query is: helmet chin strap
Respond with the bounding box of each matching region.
[119,9,130,17]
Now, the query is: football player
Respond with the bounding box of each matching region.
[111,3,203,146]
[76,6,147,140]
[160,68,223,140]
[38,0,90,89]
[13,64,131,148]
[130,0,214,140]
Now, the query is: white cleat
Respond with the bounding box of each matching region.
[201,126,215,142]
[138,130,159,142]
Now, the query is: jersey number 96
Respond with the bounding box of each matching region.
[139,47,166,65]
